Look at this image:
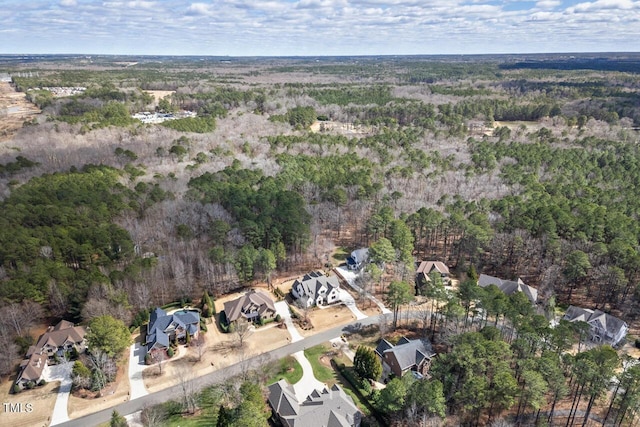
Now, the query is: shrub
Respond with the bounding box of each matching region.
[145,354,151,365]
[275,314,282,322]
[167,347,174,358]
[12,384,21,394]
[38,379,46,387]
[200,323,208,332]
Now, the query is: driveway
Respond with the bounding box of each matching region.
[53,314,383,427]
[338,289,368,320]
[275,301,304,342]
[335,266,391,314]
[128,341,149,400]
[291,351,327,401]
[43,361,73,426]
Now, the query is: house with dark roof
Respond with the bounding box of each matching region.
[146,308,200,354]
[346,248,369,271]
[223,290,276,324]
[563,306,629,347]
[291,271,341,308]
[478,274,538,305]
[15,319,87,389]
[374,337,436,379]
[268,380,361,427]
[415,260,451,288]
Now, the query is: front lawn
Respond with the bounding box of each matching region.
[304,344,336,383]
[267,355,303,385]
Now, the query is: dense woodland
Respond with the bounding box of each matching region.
[2,54,640,425]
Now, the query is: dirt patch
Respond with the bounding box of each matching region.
[67,350,130,419]
[0,82,40,142]
[300,305,356,337]
[0,380,58,427]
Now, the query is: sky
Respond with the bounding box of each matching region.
[0,0,639,56]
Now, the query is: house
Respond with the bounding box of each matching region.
[15,319,87,390]
[563,306,629,347]
[291,271,342,308]
[478,274,538,305]
[268,380,361,427]
[346,248,369,271]
[223,289,276,324]
[15,353,47,389]
[146,308,200,354]
[415,260,450,287]
[375,337,436,379]
[29,320,87,361]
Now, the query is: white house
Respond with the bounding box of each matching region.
[563,306,629,347]
[291,271,342,308]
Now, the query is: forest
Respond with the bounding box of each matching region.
[1,53,640,425]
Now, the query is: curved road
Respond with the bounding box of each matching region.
[55,314,384,427]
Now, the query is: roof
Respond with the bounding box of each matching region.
[223,290,276,323]
[416,261,450,276]
[563,306,628,341]
[268,380,361,427]
[146,308,200,351]
[478,274,538,304]
[293,271,340,301]
[17,353,47,383]
[347,248,369,266]
[377,337,435,373]
[33,320,86,351]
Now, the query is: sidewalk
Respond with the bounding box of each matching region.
[274,301,304,342]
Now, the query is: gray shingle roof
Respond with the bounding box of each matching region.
[146,308,200,351]
[478,274,538,304]
[563,305,628,345]
[268,380,361,427]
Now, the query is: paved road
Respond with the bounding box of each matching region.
[55,314,383,427]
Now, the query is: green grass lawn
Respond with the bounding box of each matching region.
[331,247,349,266]
[304,344,337,383]
[267,355,303,385]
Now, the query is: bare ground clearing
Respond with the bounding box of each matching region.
[0,81,40,142]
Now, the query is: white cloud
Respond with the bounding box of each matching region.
[60,0,77,6]
[536,0,561,9]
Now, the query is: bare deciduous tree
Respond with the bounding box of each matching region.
[234,317,251,348]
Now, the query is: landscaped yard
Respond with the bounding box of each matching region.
[303,343,379,423]
[266,355,303,385]
[304,344,336,383]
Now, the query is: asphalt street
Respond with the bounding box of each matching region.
[55,314,384,427]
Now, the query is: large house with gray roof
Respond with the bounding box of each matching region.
[478,274,538,305]
[375,337,436,379]
[563,306,628,347]
[268,380,361,427]
[291,271,342,308]
[223,290,276,324]
[146,308,200,354]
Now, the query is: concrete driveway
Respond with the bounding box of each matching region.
[128,341,149,400]
[338,289,368,320]
[44,361,73,426]
[275,301,303,342]
[292,351,327,401]
[335,266,391,314]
